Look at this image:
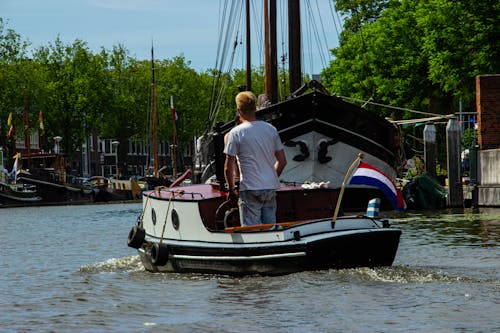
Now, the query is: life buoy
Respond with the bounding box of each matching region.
[151,243,169,266]
[127,226,146,249]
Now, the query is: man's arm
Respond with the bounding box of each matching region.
[224,154,238,193]
[274,149,287,177]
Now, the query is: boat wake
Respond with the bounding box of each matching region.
[79,255,144,273]
[336,266,484,284]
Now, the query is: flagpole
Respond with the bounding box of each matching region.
[23,85,31,168]
[332,153,364,224]
[170,95,177,178]
[151,45,159,178]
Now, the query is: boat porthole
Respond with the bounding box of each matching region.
[151,208,157,226]
[171,209,180,230]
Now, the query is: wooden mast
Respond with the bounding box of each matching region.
[264,0,271,98]
[288,0,302,93]
[151,45,159,177]
[245,0,252,91]
[269,0,278,103]
[170,96,177,178]
[23,85,31,168]
[264,0,278,103]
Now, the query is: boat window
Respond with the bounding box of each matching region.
[172,209,180,230]
[152,208,157,226]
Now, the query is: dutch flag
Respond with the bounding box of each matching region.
[349,161,406,211]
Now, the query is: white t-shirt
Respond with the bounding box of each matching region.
[224,120,284,191]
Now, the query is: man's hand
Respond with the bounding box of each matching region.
[227,188,239,202]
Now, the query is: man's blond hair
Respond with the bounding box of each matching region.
[235,91,257,116]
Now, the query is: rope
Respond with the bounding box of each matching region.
[138,193,151,229]
[159,189,185,245]
[338,95,445,117]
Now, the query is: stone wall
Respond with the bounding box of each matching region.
[478,149,500,206]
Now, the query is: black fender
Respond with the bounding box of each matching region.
[151,243,169,266]
[127,225,146,249]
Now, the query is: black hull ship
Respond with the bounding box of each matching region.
[213,83,403,211]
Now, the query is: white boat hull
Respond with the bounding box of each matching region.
[128,184,401,275]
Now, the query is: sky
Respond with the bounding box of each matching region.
[1,0,341,75]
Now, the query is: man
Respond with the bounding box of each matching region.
[224,91,287,226]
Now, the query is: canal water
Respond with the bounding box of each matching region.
[1,204,498,332]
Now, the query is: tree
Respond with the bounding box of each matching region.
[324,0,500,119]
[32,38,112,162]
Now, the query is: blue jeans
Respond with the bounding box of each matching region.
[238,190,277,226]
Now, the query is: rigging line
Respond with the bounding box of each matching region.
[208,0,241,130]
[303,0,324,74]
[251,0,264,69]
[208,0,228,127]
[391,115,455,125]
[279,0,288,99]
[208,19,242,132]
[307,1,328,74]
[311,0,331,70]
[328,0,341,41]
[338,95,447,117]
[303,0,314,74]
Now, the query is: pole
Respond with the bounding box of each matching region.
[23,86,31,168]
[171,96,177,178]
[332,153,364,225]
[264,0,271,99]
[288,0,302,93]
[423,124,436,177]
[151,45,159,177]
[446,118,463,207]
[269,0,278,103]
[245,0,251,92]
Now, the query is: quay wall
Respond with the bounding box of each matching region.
[478,149,500,206]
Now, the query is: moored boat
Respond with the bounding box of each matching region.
[209,83,404,211]
[88,176,142,202]
[0,179,42,205]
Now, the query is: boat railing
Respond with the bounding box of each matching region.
[148,187,207,200]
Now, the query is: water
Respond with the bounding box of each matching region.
[1,204,499,332]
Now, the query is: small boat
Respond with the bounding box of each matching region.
[0,179,42,205]
[88,176,142,202]
[127,163,402,276]
[17,160,93,204]
[0,153,42,206]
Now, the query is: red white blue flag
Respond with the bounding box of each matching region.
[349,161,406,211]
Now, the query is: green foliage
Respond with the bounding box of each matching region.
[461,128,477,149]
[324,0,500,120]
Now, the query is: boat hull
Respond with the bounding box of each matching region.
[137,225,401,276]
